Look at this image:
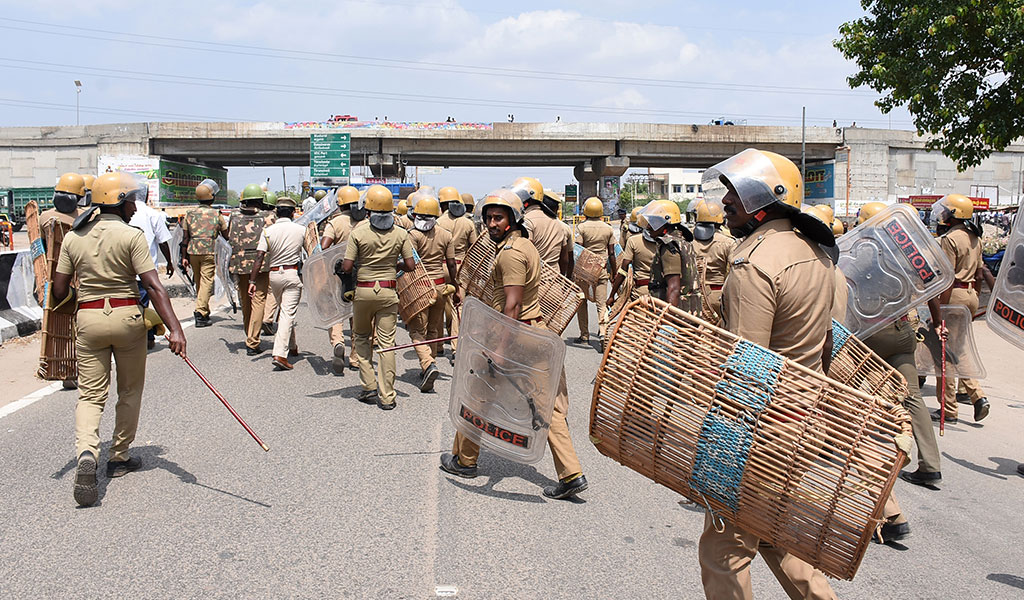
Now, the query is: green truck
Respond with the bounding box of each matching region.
[0,187,55,231]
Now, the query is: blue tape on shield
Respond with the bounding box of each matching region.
[831,319,851,360]
[30,238,45,259]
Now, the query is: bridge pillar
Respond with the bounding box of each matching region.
[573,164,598,200]
[368,154,405,180]
[575,156,630,211]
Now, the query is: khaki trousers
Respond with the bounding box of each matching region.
[576,275,609,340]
[329,317,360,368]
[190,253,216,317]
[409,292,446,370]
[238,272,269,350]
[74,303,148,462]
[942,287,985,417]
[444,296,460,353]
[699,513,837,600]
[353,286,399,404]
[863,319,941,473]
[264,283,279,325]
[707,287,724,321]
[453,367,582,480]
[269,269,302,358]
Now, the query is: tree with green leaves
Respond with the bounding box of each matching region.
[835,1,1024,167]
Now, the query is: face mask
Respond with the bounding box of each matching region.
[641,229,655,243]
[628,223,642,234]
[350,206,367,222]
[448,203,467,217]
[52,192,79,214]
[369,212,394,230]
[79,191,92,207]
[414,216,436,232]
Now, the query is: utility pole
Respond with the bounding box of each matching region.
[801,106,806,181]
[74,80,82,126]
[281,166,287,193]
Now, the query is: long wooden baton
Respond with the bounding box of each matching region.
[182,355,270,451]
[377,335,458,354]
[939,319,947,437]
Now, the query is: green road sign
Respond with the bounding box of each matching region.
[564,184,578,202]
[310,133,351,178]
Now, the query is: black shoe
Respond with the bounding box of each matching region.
[246,345,263,356]
[1018,463,1024,477]
[377,397,396,411]
[973,398,990,422]
[575,336,589,344]
[930,409,957,424]
[147,338,156,350]
[956,392,971,405]
[449,351,456,367]
[899,468,942,488]
[106,456,142,478]
[356,389,379,404]
[439,453,478,478]
[419,364,439,392]
[874,521,910,544]
[332,343,346,374]
[62,379,78,390]
[261,322,277,336]
[194,312,211,328]
[73,452,98,507]
[543,474,589,499]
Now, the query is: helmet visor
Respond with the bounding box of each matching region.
[637,201,672,232]
[702,148,783,215]
[930,199,952,226]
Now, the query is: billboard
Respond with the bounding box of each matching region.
[599,176,620,214]
[900,195,990,211]
[804,163,834,200]
[98,155,228,207]
[98,155,160,205]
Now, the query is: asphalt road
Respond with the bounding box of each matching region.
[1,299,1023,599]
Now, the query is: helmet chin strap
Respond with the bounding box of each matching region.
[730,209,770,238]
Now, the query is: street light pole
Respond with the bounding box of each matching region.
[74,80,82,125]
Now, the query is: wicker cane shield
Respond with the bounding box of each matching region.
[397,261,439,324]
[37,219,77,380]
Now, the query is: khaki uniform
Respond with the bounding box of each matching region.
[523,205,571,269]
[704,218,837,600]
[56,214,155,463]
[438,213,478,353]
[227,209,271,351]
[619,234,657,297]
[575,218,614,340]
[692,229,733,319]
[345,224,414,405]
[831,265,849,324]
[397,213,414,231]
[619,220,629,247]
[938,223,985,417]
[182,205,226,318]
[452,231,582,480]
[257,217,306,357]
[408,225,455,370]
[322,212,360,368]
[39,207,81,229]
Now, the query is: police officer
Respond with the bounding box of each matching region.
[180,179,225,328]
[438,187,478,362]
[321,185,362,374]
[51,171,186,507]
[226,184,271,355]
[690,199,734,319]
[395,197,415,230]
[250,196,305,370]
[607,205,660,305]
[461,192,480,235]
[260,191,280,336]
[515,177,573,277]
[40,172,84,228]
[440,189,588,500]
[698,148,838,599]
[80,174,96,207]
[574,196,616,346]
[641,199,696,311]
[617,206,629,244]
[928,193,990,423]
[340,185,416,410]
[408,193,458,391]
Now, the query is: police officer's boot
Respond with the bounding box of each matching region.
[73,451,98,507]
[194,311,211,328]
[543,473,589,499]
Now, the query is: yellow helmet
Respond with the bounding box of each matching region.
[396,199,409,215]
[91,172,147,207]
[337,185,360,207]
[814,204,835,224]
[363,184,394,212]
[702,148,803,213]
[510,177,543,205]
[583,196,603,218]
[55,172,86,197]
[461,192,475,208]
[629,206,642,224]
[831,218,845,236]
[639,199,682,228]
[932,193,973,224]
[81,174,96,191]
[693,199,724,224]
[195,178,219,202]
[412,194,441,217]
[438,186,460,204]
[802,205,832,226]
[480,188,525,224]
[857,201,887,225]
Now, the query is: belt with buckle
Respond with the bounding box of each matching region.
[432,277,447,286]
[269,264,299,272]
[953,281,975,289]
[356,280,397,289]
[635,278,651,286]
[78,297,137,310]
[708,284,724,291]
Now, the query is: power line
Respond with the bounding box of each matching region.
[0,97,242,122]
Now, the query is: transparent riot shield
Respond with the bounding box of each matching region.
[449,297,565,464]
[300,242,352,329]
[214,237,238,312]
[295,188,337,227]
[986,203,1024,351]
[169,225,197,297]
[914,304,987,378]
[837,203,954,338]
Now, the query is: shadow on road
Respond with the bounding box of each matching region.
[987,573,1024,590]
[941,453,1020,480]
[441,461,559,504]
[217,337,249,355]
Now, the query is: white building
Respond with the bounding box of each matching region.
[648,168,705,204]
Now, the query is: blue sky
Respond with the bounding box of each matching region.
[0,1,911,195]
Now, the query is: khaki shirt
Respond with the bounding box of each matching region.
[437,212,478,262]
[619,220,629,246]
[56,214,155,302]
[692,230,734,286]
[575,218,614,258]
[397,214,414,231]
[721,218,834,372]
[39,208,80,229]
[346,224,414,282]
[256,217,306,268]
[322,213,354,245]
[409,225,455,281]
[490,231,543,321]
[832,265,850,324]
[182,205,226,255]
[620,234,657,280]
[523,205,570,268]
[939,223,982,286]
[658,240,683,277]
